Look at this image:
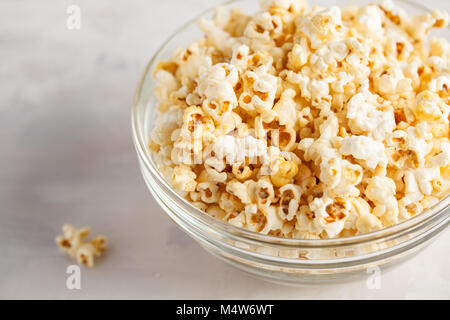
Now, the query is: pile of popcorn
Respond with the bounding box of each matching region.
[148,0,450,239]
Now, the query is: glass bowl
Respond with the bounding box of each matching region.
[132,0,450,284]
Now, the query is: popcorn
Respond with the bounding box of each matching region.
[374,65,412,95]
[429,37,449,57]
[352,198,383,234]
[365,176,399,226]
[320,158,363,196]
[219,192,245,214]
[403,125,433,168]
[206,205,227,220]
[413,167,441,195]
[226,179,253,204]
[172,165,197,193]
[346,92,395,140]
[379,0,407,27]
[174,44,213,87]
[297,7,345,49]
[412,90,445,122]
[355,5,384,37]
[295,204,320,235]
[56,225,106,268]
[148,0,450,239]
[309,196,349,238]
[272,89,297,128]
[232,162,254,180]
[150,107,183,146]
[428,142,450,168]
[340,136,388,170]
[287,39,310,71]
[204,157,228,183]
[197,64,239,121]
[154,70,179,110]
[228,211,246,228]
[278,184,302,221]
[244,204,284,234]
[366,176,396,203]
[406,9,449,41]
[239,68,278,113]
[244,12,283,48]
[196,182,221,203]
[269,157,299,187]
[272,126,297,151]
[255,176,276,207]
[231,44,251,70]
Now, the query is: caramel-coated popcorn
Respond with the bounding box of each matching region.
[149,0,449,239]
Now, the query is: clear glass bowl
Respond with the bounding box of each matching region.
[132,0,450,284]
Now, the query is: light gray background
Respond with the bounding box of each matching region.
[1,0,449,299]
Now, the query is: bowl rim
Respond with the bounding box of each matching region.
[132,0,450,247]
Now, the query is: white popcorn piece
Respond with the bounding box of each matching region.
[366,176,396,203]
[239,68,278,113]
[244,12,283,46]
[219,191,245,214]
[255,176,276,207]
[231,44,251,70]
[413,167,441,196]
[278,184,302,221]
[196,182,221,203]
[244,204,284,234]
[356,5,384,37]
[348,197,383,234]
[309,196,349,238]
[226,179,253,204]
[404,125,433,168]
[340,136,387,170]
[297,6,345,49]
[365,176,399,226]
[320,158,363,197]
[172,165,197,192]
[228,211,247,228]
[272,89,297,127]
[287,39,310,71]
[412,90,446,122]
[406,9,449,41]
[197,64,239,121]
[150,107,183,146]
[346,92,395,140]
[428,142,450,168]
[154,70,179,107]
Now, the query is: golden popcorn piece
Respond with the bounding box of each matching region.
[270,159,299,187]
[56,224,107,268]
[412,90,443,121]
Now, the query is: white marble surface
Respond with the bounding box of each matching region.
[0,0,449,299]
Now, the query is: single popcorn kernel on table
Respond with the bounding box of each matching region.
[56,224,107,268]
[148,0,450,239]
